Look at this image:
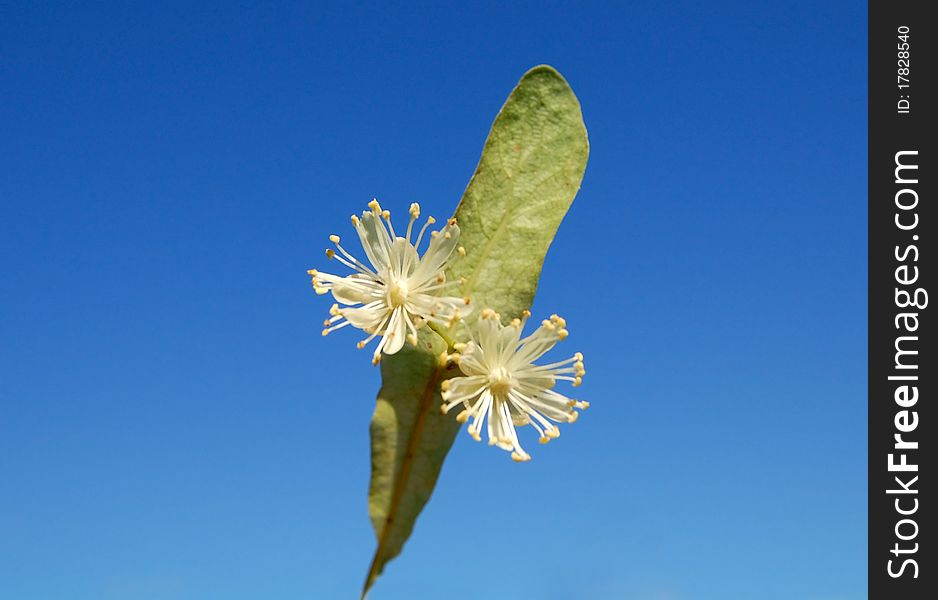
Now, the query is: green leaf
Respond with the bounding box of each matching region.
[362,64,588,598]
[362,328,459,597]
[450,64,590,320]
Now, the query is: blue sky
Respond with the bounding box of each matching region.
[1,2,866,599]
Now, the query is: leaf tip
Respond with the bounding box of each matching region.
[521,63,566,83]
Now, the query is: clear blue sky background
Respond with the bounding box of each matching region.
[1,2,866,599]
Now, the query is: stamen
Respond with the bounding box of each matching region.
[414,216,435,249]
[322,320,351,335]
[330,237,376,275]
[330,249,375,276]
[405,203,420,241]
[381,210,396,238]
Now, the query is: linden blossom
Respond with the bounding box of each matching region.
[308,200,471,364]
[440,309,588,462]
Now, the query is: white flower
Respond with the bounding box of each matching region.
[441,309,588,462]
[309,199,470,364]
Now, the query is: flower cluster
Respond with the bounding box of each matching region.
[441,309,587,461]
[309,199,469,365]
[309,201,588,460]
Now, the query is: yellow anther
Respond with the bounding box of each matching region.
[443,231,452,239]
[511,452,530,462]
[539,436,550,444]
[558,328,569,340]
[368,199,381,213]
[381,210,390,220]
[325,248,335,259]
[323,319,330,327]
[580,401,590,409]
[522,309,531,318]
[457,246,466,257]
[453,342,466,352]
[436,273,445,283]
[427,216,436,224]
[573,376,582,387]
[448,217,457,226]
[409,202,420,218]
[407,333,417,346]
[547,427,560,438]
[372,353,381,365]
[463,296,471,305]
[568,411,579,422]
[329,304,340,316]
[351,214,360,225]
[307,269,318,276]
[314,287,328,295]
[511,318,521,328]
[456,409,469,423]
[321,329,329,336]
[574,352,583,361]
[329,234,340,243]
[356,341,366,349]
[441,379,451,391]
[481,308,497,319]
